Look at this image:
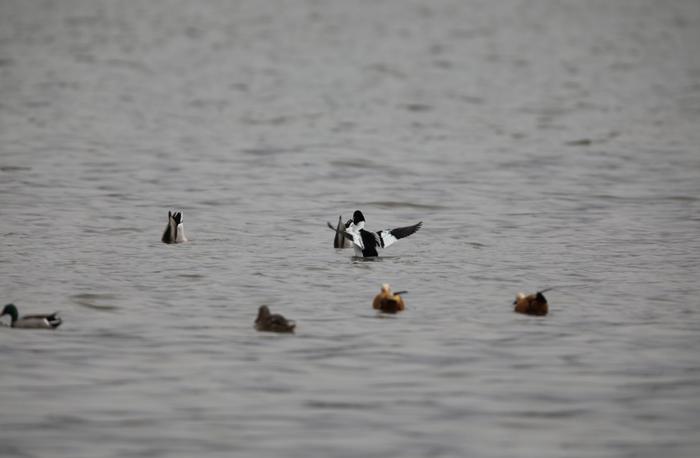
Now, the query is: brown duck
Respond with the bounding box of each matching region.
[513,290,549,316]
[372,284,406,314]
[255,305,296,333]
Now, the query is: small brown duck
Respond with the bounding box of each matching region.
[255,305,296,333]
[513,289,550,316]
[372,284,406,314]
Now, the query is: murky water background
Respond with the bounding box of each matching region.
[1,1,700,457]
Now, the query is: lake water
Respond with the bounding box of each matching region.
[1,1,699,457]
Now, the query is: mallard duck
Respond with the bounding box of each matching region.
[372,284,406,314]
[344,210,422,257]
[513,290,549,316]
[0,303,62,329]
[255,305,296,333]
[162,210,188,244]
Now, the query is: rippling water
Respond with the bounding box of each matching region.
[2,1,700,457]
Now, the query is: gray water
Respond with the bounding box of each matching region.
[1,1,700,457]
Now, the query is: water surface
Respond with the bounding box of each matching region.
[1,1,700,457]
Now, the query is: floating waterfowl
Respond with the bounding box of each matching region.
[372,284,406,314]
[327,215,354,248]
[513,289,550,316]
[161,210,188,244]
[255,305,296,333]
[0,303,62,329]
[344,210,422,257]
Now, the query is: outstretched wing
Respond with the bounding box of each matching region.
[377,221,423,248]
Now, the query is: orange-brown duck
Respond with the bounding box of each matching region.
[513,290,549,316]
[372,284,406,314]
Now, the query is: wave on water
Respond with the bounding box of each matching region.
[71,293,120,311]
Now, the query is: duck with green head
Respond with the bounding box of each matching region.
[1,304,62,329]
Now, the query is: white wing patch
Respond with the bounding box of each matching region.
[378,222,422,248]
[378,230,398,248]
[345,225,364,249]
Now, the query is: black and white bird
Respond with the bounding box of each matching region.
[161,210,188,244]
[342,210,422,257]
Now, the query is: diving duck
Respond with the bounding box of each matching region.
[326,215,354,248]
[162,210,188,244]
[255,305,296,333]
[513,290,549,316]
[373,284,406,314]
[343,210,422,257]
[1,303,62,329]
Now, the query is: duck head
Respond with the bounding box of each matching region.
[353,210,366,229]
[0,303,18,324]
[256,305,271,322]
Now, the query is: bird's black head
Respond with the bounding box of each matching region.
[353,210,365,225]
[172,211,183,225]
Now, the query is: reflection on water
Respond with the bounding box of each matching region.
[1,0,700,457]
